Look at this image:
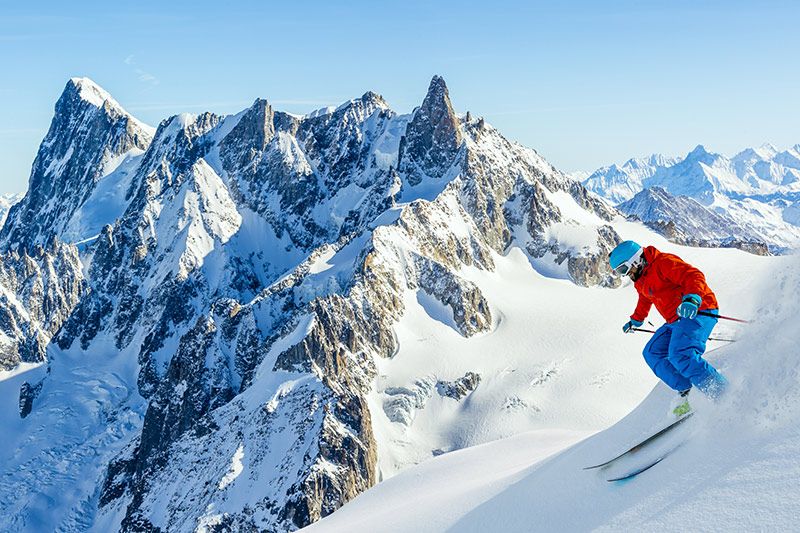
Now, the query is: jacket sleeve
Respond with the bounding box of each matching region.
[631,293,652,322]
[658,255,709,299]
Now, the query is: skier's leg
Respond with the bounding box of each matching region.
[642,323,692,391]
[667,312,728,398]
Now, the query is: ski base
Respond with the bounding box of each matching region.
[584,412,694,470]
[607,443,684,482]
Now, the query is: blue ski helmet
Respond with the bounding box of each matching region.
[609,240,643,276]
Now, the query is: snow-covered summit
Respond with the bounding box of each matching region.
[585,142,800,252]
[69,77,120,109]
[582,153,681,204]
[68,77,155,135]
[0,78,154,249]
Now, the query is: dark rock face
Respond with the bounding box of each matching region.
[3,75,628,532]
[414,257,492,337]
[220,98,275,170]
[437,372,481,400]
[18,379,43,418]
[399,75,464,186]
[0,239,84,370]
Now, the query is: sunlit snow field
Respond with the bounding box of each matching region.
[308,223,794,532]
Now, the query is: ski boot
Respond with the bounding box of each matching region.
[669,388,692,417]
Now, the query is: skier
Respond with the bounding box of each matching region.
[609,241,728,416]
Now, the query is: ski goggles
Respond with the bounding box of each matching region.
[612,258,638,276]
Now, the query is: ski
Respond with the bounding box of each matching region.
[607,456,665,482]
[607,443,685,482]
[583,412,694,470]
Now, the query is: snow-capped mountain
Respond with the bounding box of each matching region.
[582,154,681,204]
[731,143,800,188]
[0,76,639,532]
[584,144,800,252]
[619,187,768,254]
[646,144,752,203]
[0,193,23,229]
[1,78,154,248]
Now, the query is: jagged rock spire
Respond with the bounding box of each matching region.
[398,75,463,186]
[220,98,275,170]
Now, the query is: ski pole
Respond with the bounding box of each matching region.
[630,327,736,343]
[697,311,750,324]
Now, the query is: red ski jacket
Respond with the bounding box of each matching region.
[630,246,718,324]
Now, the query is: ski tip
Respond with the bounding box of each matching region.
[582,463,607,471]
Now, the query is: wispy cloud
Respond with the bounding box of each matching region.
[123,54,159,87]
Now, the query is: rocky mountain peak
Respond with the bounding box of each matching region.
[66,77,119,111]
[425,74,449,102]
[140,112,220,182]
[220,98,275,170]
[1,78,153,250]
[398,75,464,185]
[685,144,718,163]
[359,90,388,110]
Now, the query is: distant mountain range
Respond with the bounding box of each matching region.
[581,144,800,252]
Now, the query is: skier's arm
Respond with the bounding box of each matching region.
[631,293,652,323]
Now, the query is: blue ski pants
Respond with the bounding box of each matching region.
[642,310,727,397]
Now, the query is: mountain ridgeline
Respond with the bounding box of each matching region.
[583,144,800,253]
[1,76,623,531]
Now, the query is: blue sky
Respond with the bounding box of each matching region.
[1,0,798,193]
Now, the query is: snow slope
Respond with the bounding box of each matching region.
[306,228,793,532]
[0,340,145,532]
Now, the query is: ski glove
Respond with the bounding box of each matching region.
[677,294,702,319]
[623,318,643,333]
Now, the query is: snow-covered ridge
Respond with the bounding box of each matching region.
[70,77,119,108]
[583,153,682,205]
[584,143,800,252]
[69,77,156,136]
